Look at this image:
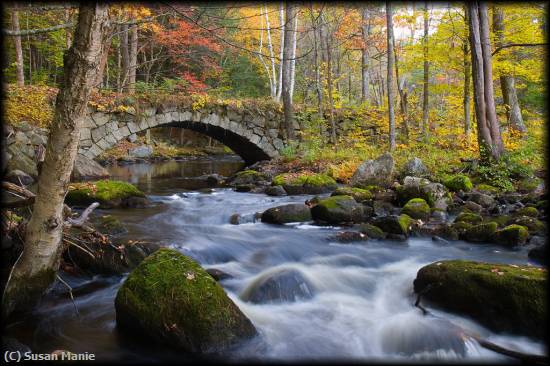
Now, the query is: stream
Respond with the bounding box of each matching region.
[4,156,546,362]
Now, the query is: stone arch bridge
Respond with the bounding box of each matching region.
[78,101,293,164]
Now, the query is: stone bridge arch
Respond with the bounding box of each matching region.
[78,104,290,164]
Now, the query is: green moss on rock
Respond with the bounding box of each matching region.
[115,248,257,353]
[484,215,511,228]
[402,198,430,220]
[475,184,500,194]
[413,260,546,339]
[510,216,546,234]
[261,204,312,224]
[494,225,529,247]
[273,173,336,194]
[518,177,543,193]
[444,175,473,192]
[454,212,483,225]
[372,214,412,236]
[514,206,539,218]
[463,222,498,242]
[230,170,268,186]
[451,221,473,235]
[331,187,373,202]
[310,195,364,224]
[356,223,386,239]
[66,180,146,208]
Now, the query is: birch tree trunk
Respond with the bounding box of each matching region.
[463,5,471,137]
[492,6,526,133]
[422,2,430,140]
[11,6,25,87]
[289,11,298,100]
[258,5,274,97]
[264,5,278,99]
[276,3,285,102]
[120,23,129,91]
[361,7,371,104]
[128,24,138,94]
[282,3,295,140]
[468,1,505,161]
[322,15,337,145]
[2,3,110,319]
[386,2,396,151]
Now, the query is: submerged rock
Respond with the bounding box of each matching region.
[264,185,286,196]
[240,268,315,304]
[261,204,312,224]
[413,260,546,340]
[115,248,257,353]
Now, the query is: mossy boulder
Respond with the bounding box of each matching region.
[93,215,127,236]
[454,212,483,225]
[451,221,473,235]
[356,223,386,239]
[66,180,148,209]
[443,175,473,192]
[372,214,412,236]
[310,195,366,224]
[514,206,539,218]
[401,198,430,220]
[413,260,546,339]
[510,216,546,235]
[475,184,500,194]
[462,222,497,242]
[494,225,529,247]
[115,248,257,353]
[331,187,373,202]
[272,173,337,195]
[228,170,269,186]
[261,204,312,224]
[518,177,543,193]
[467,192,495,208]
[396,177,447,206]
[484,215,511,228]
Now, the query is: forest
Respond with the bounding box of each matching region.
[1,2,548,363]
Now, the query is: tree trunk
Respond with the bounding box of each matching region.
[322,16,337,145]
[386,2,396,151]
[120,23,129,91]
[276,2,285,102]
[468,1,505,162]
[258,5,275,98]
[2,3,109,319]
[393,37,409,142]
[361,7,371,104]
[64,8,72,49]
[463,5,471,137]
[11,6,25,87]
[422,2,430,140]
[264,6,278,99]
[310,6,323,119]
[282,3,295,140]
[128,24,138,94]
[492,6,526,133]
[289,11,298,100]
[93,24,115,88]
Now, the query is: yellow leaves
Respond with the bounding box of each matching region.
[4,84,56,128]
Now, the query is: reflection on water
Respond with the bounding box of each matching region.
[107,155,245,194]
[4,158,546,362]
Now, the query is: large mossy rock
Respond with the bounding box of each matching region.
[272,173,337,195]
[310,195,366,224]
[509,215,546,235]
[454,211,483,225]
[331,186,373,202]
[462,222,497,242]
[413,260,546,340]
[401,198,430,220]
[66,180,149,208]
[372,214,412,236]
[261,204,312,224]
[350,153,394,188]
[227,169,269,186]
[494,225,529,247]
[115,248,257,353]
[443,175,473,192]
[396,177,447,206]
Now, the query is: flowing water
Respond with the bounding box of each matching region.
[5,156,546,362]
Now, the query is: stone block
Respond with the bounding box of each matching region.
[91,126,106,142]
[80,128,91,140]
[92,112,110,126]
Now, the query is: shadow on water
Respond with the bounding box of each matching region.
[4,157,546,362]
